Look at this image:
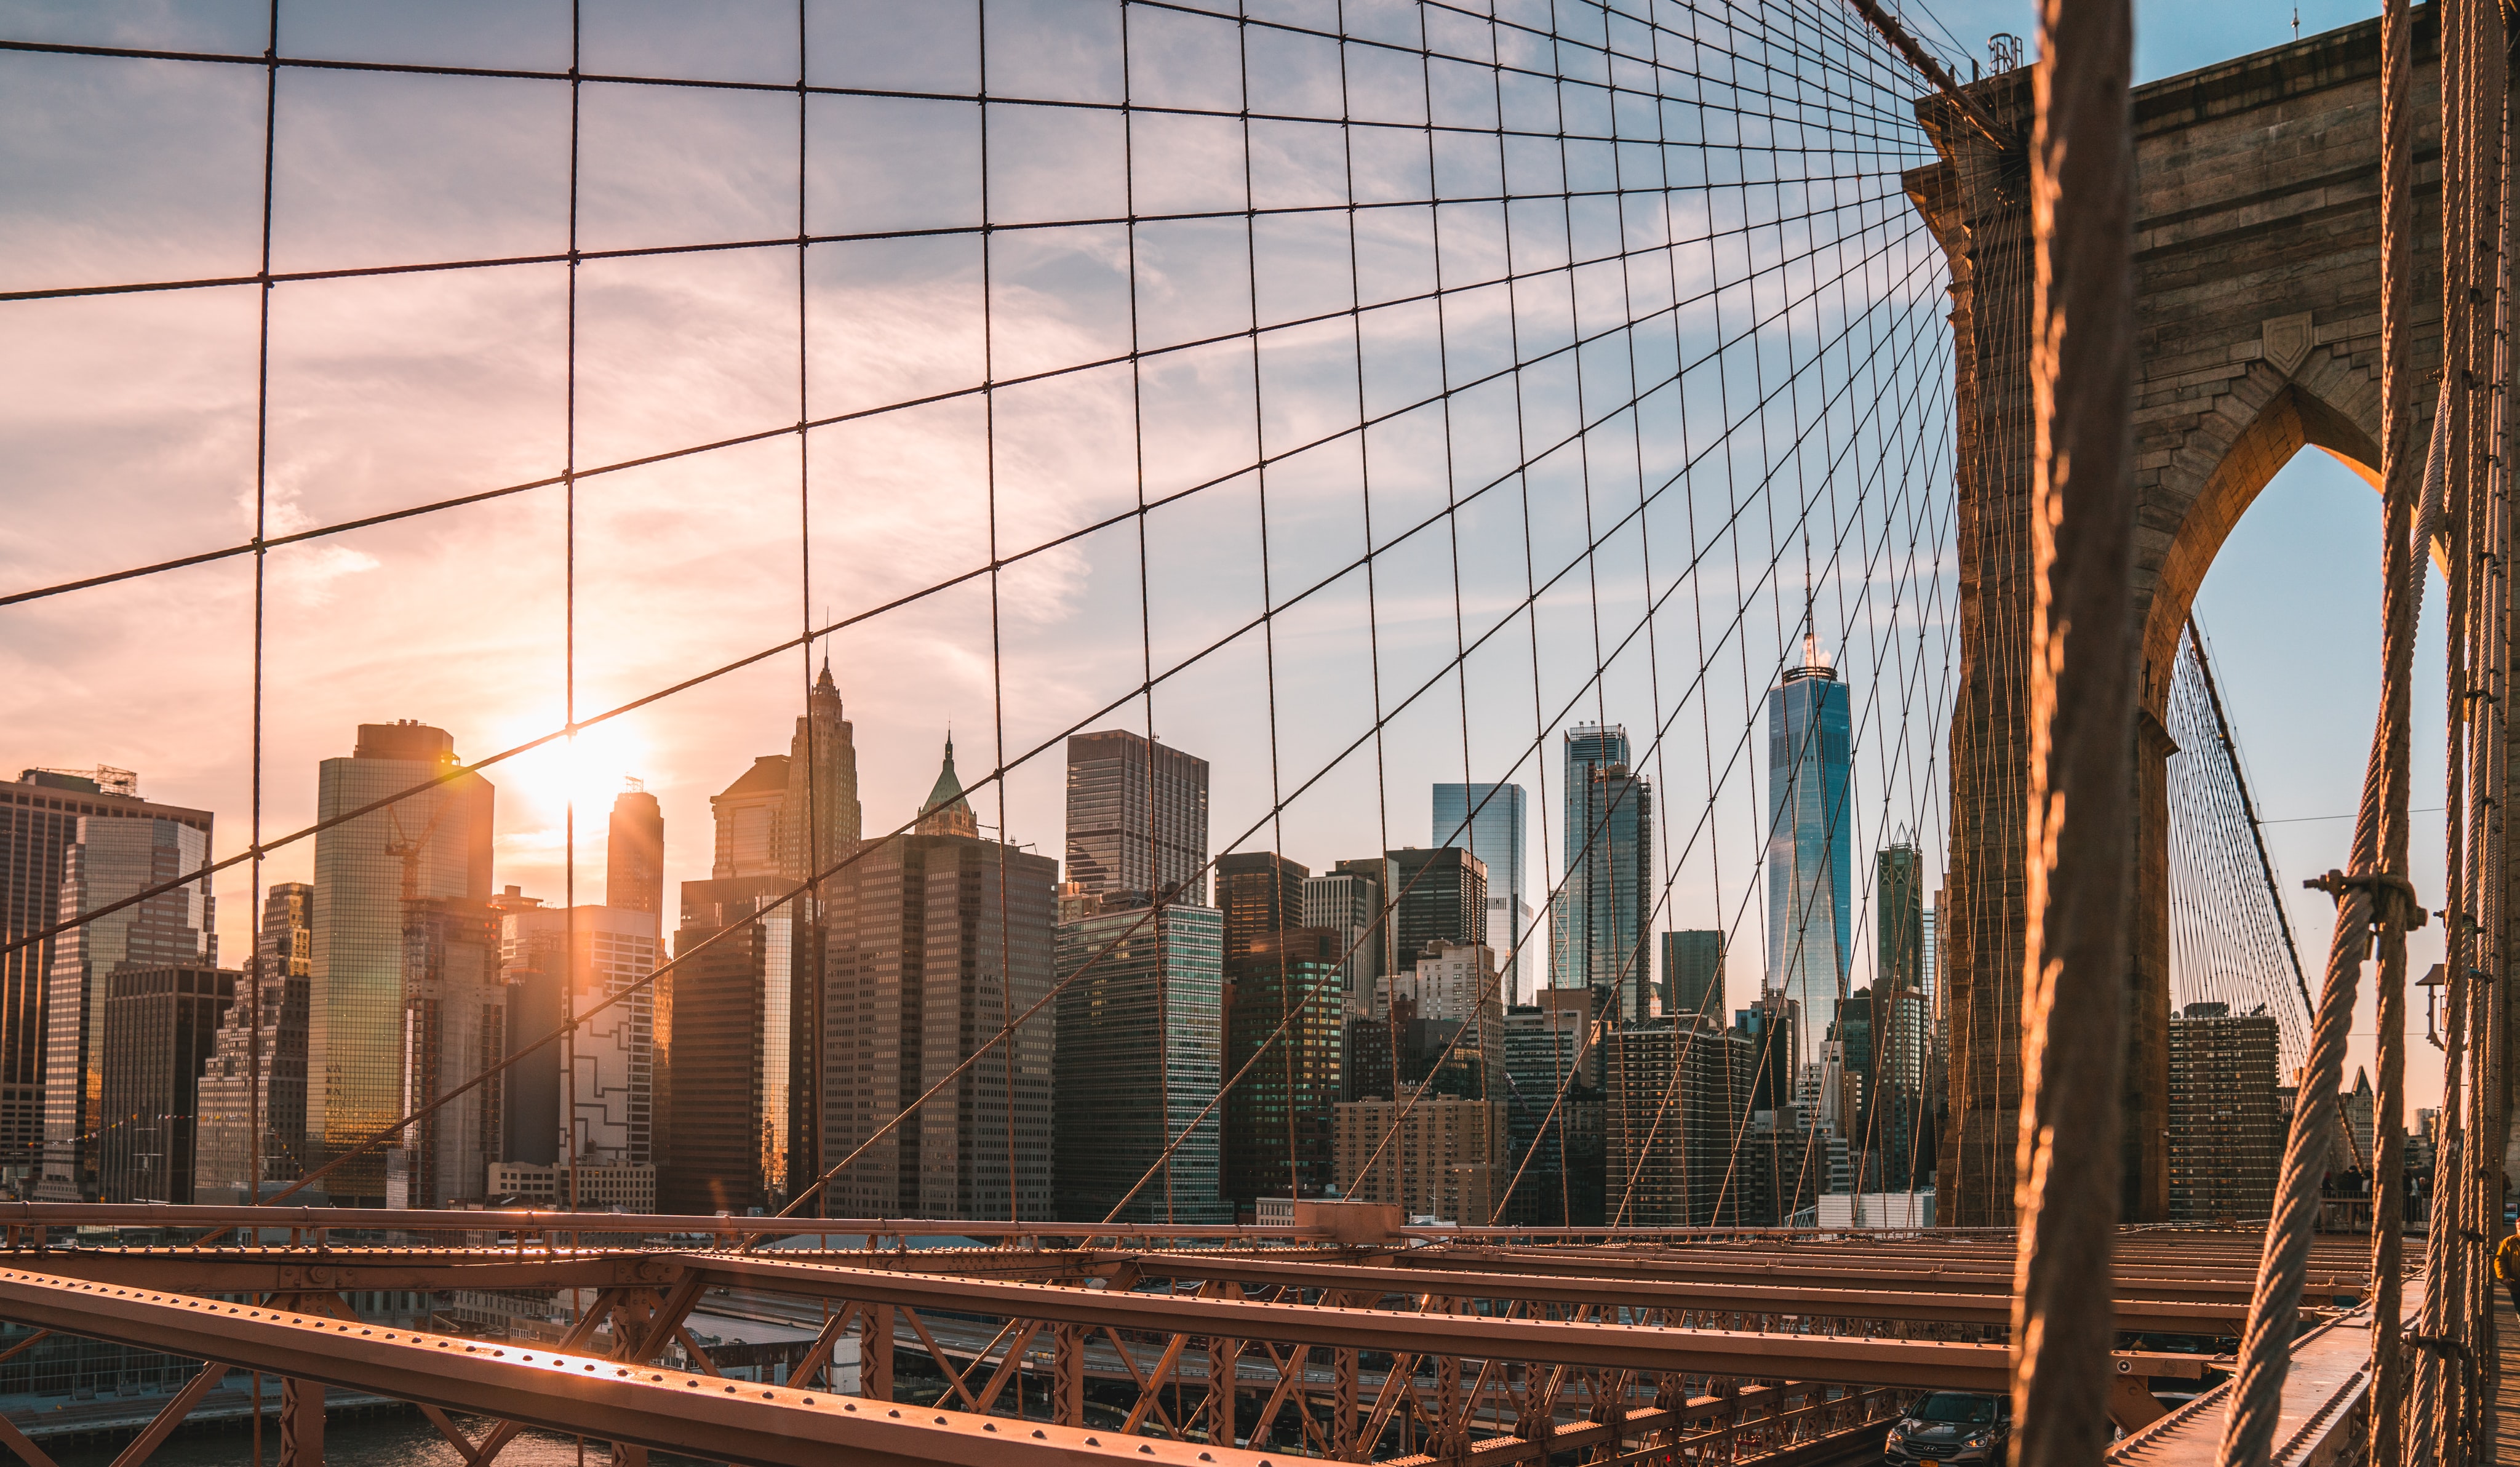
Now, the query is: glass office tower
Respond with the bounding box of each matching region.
[1553,726,1653,1020]
[1764,644,1852,1063]
[1432,783,1528,1000]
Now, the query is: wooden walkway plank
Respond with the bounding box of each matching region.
[2495,1278,2520,1463]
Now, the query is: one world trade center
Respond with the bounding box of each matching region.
[1765,636,1851,1062]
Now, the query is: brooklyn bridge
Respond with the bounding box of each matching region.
[0,0,2504,1465]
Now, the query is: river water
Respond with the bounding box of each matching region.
[49,1410,709,1467]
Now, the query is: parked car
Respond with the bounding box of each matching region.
[1883,1392,2011,1464]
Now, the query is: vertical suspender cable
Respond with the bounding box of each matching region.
[2220,0,2435,1455]
[2008,0,2136,1461]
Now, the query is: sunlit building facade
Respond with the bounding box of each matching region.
[4,767,208,1181]
[1301,866,1382,1017]
[194,883,314,1202]
[308,722,495,1206]
[39,802,217,1200]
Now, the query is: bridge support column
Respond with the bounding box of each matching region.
[279,1377,321,1467]
[2126,709,2177,1224]
[859,1305,891,1401]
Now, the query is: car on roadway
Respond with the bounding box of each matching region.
[1883,1391,2010,1464]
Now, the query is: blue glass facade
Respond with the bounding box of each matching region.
[1432,783,1528,996]
[1764,663,1851,1065]
[1550,727,1653,1021]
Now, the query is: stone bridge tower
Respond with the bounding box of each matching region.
[1907,16,2441,1225]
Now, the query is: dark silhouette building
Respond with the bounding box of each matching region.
[1385,847,1488,972]
[98,965,237,1203]
[819,745,1058,1220]
[657,874,791,1215]
[1603,1016,1753,1226]
[1064,729,1210,906]
[1501,989,1606,1226]
[1052,899,1229,1223]
[606,784,665,917]
[1660,930,1725,1022]
[1222,926,1346,1210]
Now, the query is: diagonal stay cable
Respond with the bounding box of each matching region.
[1146,252,1954,1219]
[201,209,1944,1226]
[0,198,1939,968]
[1,163,1926,610]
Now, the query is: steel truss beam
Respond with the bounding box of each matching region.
[0,1269,1277,1467]
[681,1254,2215,1391]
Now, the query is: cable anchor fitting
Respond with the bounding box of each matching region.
[2303,869,2428,931]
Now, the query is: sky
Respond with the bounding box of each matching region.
[0,0,2447,1113]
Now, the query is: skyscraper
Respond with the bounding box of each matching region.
[711,757,791,880]
[1222,927,1346,1210]
[1604,1017,1753,1225]
[1432,783,1529,997]
[1053,898,1229,1223]
[3,768,210,1186]
[1066,729,1210,906]
[389,895,503,1207]
[779,661,863,885]
[1385,847,1488,973]
[1553,726,1625,994]
[656,874,794,1213]
[194,882,314,1202]
[1301,866,1382,1017]
[309,721,495,1205]
[605,783,664,917]
[819,746,1059,1220]
[1833,983,1930,1190]
[1552,726,1654,1020]
[40,801,217,1200]
[1766,642,1852,1060]
[1734,991,1801,1115]
[2167,1002,2282,1223]
[1215,852,1308,962]
[1501,989,1605,1225]
[98,964,237,1203]
[1661,930,1724,1023]
[1876,843,1925,995]
[502,904,660,1177]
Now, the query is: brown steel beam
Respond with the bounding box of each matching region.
[1403,1246,2368,1302]
[681,1255,2223,1392]
[0,1410,60,1467]
[6,1249,670,1293]
[0,1271,1278,1467]
[1111,1252,2261,1333]
[0,1202,1310,1244]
